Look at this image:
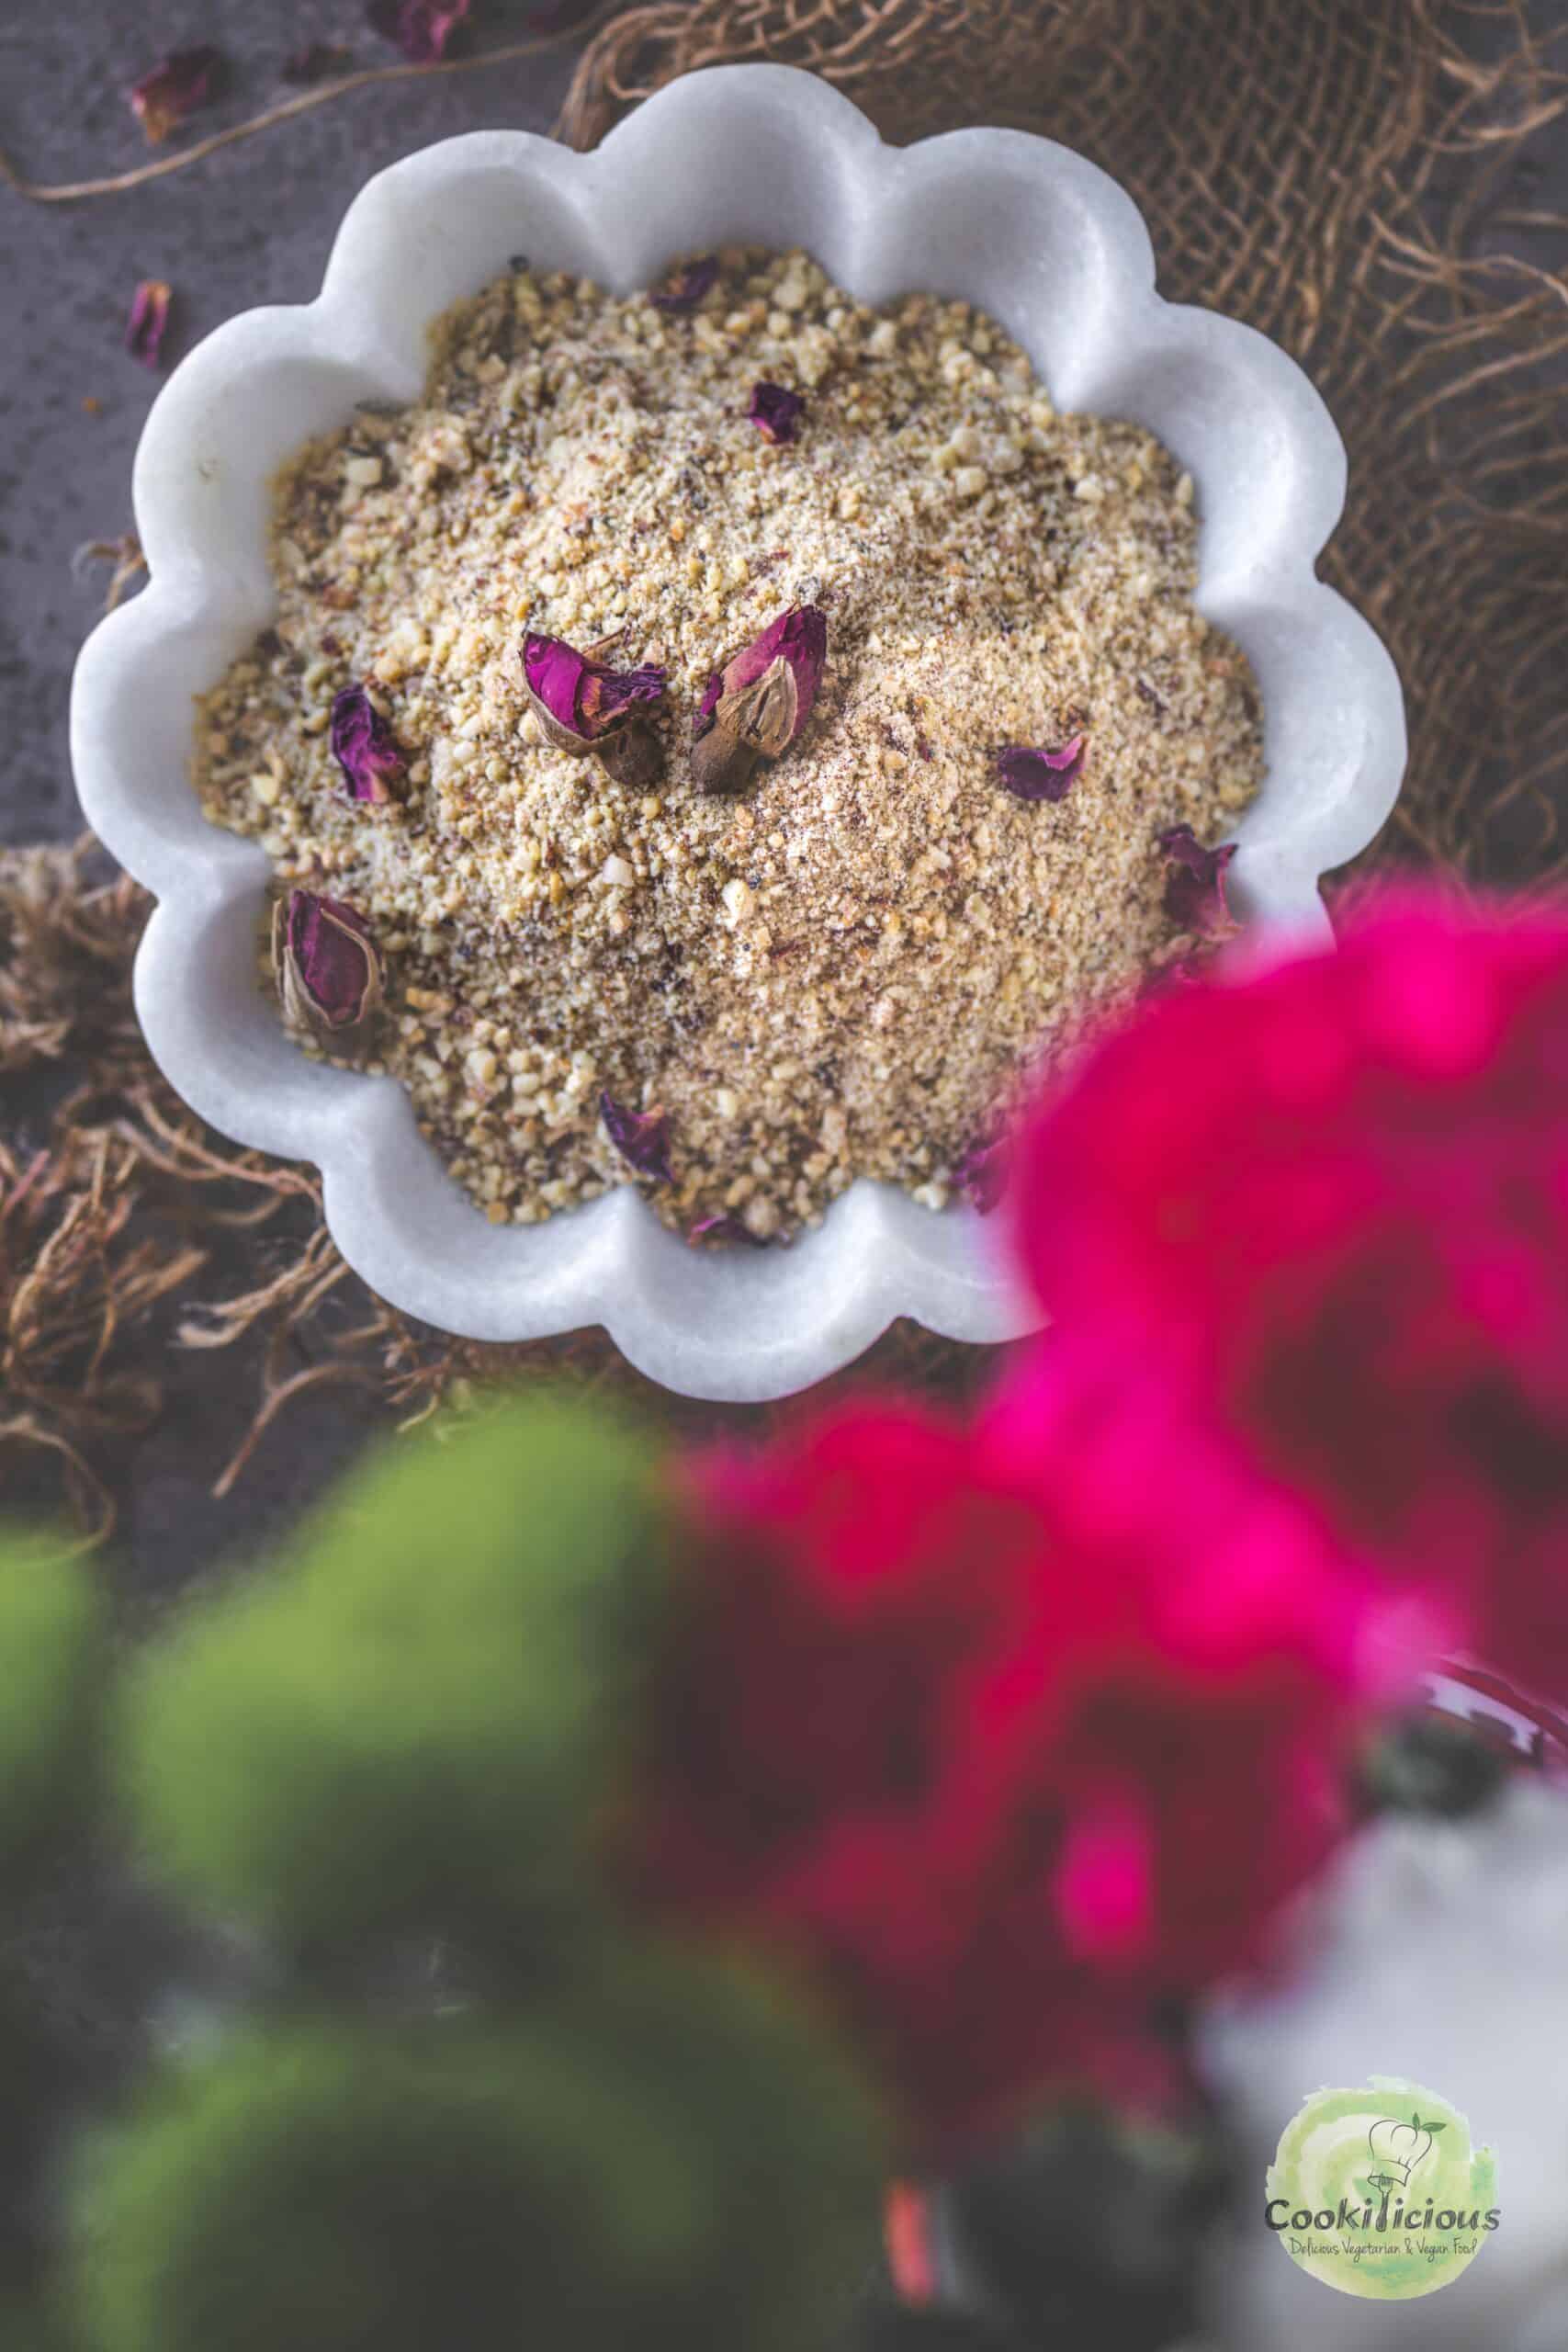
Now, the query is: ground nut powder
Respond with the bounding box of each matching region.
[194,248,1263,1239]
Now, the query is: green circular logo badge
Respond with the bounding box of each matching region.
[1265,2077,1498,2300]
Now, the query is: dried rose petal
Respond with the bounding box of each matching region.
[330,684,406,805]
[995,735,1087,804]
[747,381,805,446]
[600,1091,672,1183]
[125,281,173,371]
[1158,823,1237,935]
[522,632,666,755]
[688,1213,769,1248]
[272,890,384,1035]
[953,1133,1009,1215]
[650,255,720,313]
[366,0,471,62]
[692,605,828,794]
[129,47,224,145]
[282,42,353,83]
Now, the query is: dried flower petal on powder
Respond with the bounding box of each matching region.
[953,1133,1009,1215]
[1158,822,1236,933]
[129,48,223,145]
[600,1092,673,1182]
[692,605,829,795]
[272,890,384,1035]
[522,633,667,754]
[688,1214,768,1248]
[650,255,720,313]
[125,281,173,371]
[330,684,406,805]
[995,737,1087,804]
[748,382,806,446]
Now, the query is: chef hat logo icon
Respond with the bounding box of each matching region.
[1367,2110,1444,2188]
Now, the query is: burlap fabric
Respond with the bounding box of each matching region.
[4,2,1565,1530]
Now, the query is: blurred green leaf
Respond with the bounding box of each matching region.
[118,1396,671,1951]
[0,1525,105,1873]
[70,1950,886,2352]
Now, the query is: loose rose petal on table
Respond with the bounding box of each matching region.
[129,47,223,145]
[125,281,173,370]
[366,0,471,63]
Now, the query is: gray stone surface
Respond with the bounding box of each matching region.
[0,1,584,846]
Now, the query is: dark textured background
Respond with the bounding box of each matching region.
[0,6,597,1584]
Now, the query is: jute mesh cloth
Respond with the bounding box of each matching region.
[4,3,1566,1529]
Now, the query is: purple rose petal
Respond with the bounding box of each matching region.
[650,255,720,313]
[280,890,382,1030]
[994,735,1087,804]
[330,684,406,805]
[688,1213,769,1248]
[600,1091,673,1182]
[1158,823,1237,935]
[693,606,828,749]
[523,634,666,751]
[747,381,806,446]
[953,1134,1010,1215]
[125,280,173,370]
[366,0,471,63]
[129,47,223,144]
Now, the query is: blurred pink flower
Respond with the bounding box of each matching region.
[636,1374,1405,2154]
[1006,895,1568,1690]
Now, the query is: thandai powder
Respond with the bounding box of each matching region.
[194,247,1264,1240]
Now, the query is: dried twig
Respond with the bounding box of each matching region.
[0,12,621,207]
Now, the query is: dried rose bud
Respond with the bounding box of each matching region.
[1158,823,1237,935]
[366,0,470,64]
[688,1213,769,1248]
[125,280,173,371]
[330,683,406,805]
[747,381,805,446]
[994,735,1087,804]
[650,255,720,313]
[272,890,384,1037]
[691,605,829,796]
[953,1133,1009,1215]
[600,1091,672,1182]
[129,47,224,145]
[523,632,667,752]
[281,42,353,84]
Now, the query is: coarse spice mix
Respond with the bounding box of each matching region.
[194,247,1263,1240]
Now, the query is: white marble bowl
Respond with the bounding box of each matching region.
[70,63,1405,1401]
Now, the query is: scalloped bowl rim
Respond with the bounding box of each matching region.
[70,63,1406,1403]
